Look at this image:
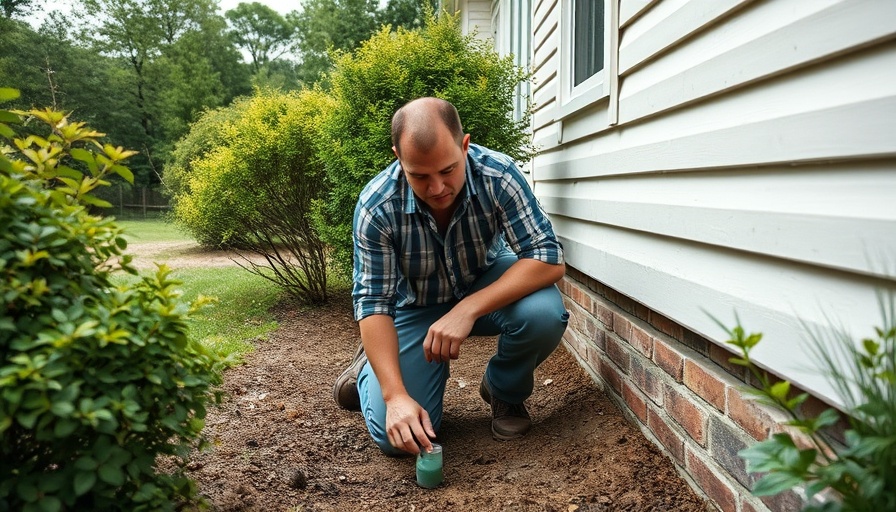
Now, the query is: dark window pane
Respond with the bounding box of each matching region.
[574,0,603,86]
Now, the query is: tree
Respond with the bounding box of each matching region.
[225,1,295,73]
[289,0,379,85]
[0,17,142,150]
[77,0,218,136]
[0,0,35,18]
[377,0,439,30]
[74,0,246,184]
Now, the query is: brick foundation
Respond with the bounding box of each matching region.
[558,267,811,512]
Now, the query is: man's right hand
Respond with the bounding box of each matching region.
[385,393,437,455]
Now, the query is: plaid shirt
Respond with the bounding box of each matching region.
[352,143,564,321]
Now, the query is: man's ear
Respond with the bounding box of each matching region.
[461,133,471,153]
[392,145,400,160]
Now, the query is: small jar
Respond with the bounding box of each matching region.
[415,443,443,489]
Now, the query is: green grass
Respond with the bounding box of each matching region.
[117,218,192,244]
[169,267,282,366]
[113,219,283,365]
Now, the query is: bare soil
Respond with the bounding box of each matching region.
[134,242,708,511]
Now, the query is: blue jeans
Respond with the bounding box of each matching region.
[356,252,569,455]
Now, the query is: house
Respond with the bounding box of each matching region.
[444,0,896,510]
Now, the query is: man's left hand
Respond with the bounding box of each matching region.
[423,307,475,363]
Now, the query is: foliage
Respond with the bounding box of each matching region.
[1,0,35,19]
[225,1,296,73]
[714,294,896,511]
[289,0,380,86]
[376,0,440,30]
[161,99,245,205]
[71,0,251,184]
[315,10,533,275]
[0,18,143,144]
[113,219,284,365]
[171,89,334,304]
[0,92,221,511]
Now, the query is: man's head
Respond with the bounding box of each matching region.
[391,97,471,216]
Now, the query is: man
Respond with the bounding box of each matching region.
[334,97,568,456]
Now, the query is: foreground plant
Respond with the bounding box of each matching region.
[714,293,896,511]
[0,88,221,511]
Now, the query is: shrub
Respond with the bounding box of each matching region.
[162,101,248,210]
[171,89,333,304]
[315,10,533,275]
[715,293,896,511]
[0,89,221,511]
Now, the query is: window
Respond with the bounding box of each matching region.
[574,0,604,86]
[559,0,613,121]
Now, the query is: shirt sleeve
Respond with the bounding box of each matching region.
[352,201,399,321]
[496,163,564,265]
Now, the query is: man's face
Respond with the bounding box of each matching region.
[395,126,471,217]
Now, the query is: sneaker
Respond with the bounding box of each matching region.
[479,377,531,441]
[333,343,367,411]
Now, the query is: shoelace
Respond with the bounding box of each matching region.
[493,399,529,419]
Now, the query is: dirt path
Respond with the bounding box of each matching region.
[134,242,707,511]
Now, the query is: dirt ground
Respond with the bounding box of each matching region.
[133,242,708,511]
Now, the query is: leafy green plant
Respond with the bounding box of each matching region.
[0,89,221,511]
[315,10,533,275]
[714,293,896,511]
[170,88,333,304]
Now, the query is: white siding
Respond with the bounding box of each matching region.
[453,0,494,41]
[531,0,896,406]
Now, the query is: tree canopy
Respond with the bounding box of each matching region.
[0,0,35,18]
[0,0,463,188]
[226,1,295,73]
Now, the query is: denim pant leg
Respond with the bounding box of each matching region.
[470,252,569,404]
[357,302,454,456]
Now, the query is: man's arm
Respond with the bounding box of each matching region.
[359,314,437,454]
[424,258,566,363]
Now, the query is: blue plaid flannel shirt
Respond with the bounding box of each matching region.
[352,143,564,321]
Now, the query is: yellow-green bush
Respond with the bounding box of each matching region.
[171,89,334,303]
[314,11,533,275]
[0,91,220,511]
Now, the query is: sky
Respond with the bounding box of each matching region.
[32,0,300,23]
[217,0,300,15]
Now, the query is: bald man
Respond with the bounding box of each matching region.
[334,97,568,456]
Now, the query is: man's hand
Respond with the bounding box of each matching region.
[385,394,437,455]
[423,306,475,363]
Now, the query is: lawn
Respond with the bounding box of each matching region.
[114,219,283,365]
[117,218,192,243]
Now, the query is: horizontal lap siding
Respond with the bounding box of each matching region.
[532,0,559,130]
[532,0,896,407]
[461,0,494,39]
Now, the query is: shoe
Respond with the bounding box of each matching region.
[479,377,531,441]
[333,343,366,411]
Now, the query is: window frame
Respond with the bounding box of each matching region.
[558,0,616,121]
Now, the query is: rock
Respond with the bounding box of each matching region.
[289,468,308,489]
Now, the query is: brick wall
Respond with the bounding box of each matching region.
[558,267,812,512]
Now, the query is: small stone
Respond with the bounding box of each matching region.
[289,468,308,489]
